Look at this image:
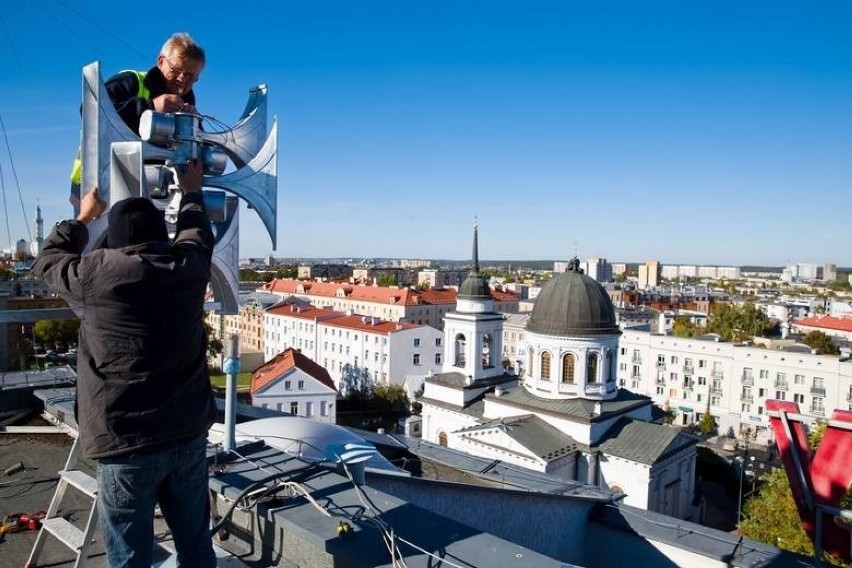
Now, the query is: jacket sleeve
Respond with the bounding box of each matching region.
[173,192,214,277]
[31,220,89,317]
[105,71,151,135]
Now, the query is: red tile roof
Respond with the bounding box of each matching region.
[793,315,852,333]
[266,303,340,320]
[258,279,517,306]
[321,314,419,334]
[251,348,337,394]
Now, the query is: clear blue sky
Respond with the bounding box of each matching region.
[1,1,851,266]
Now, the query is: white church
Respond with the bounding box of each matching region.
[418,228,698,519]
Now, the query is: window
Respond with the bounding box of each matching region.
[656,386,664,395]
[710,396,720,407]
[305,402,313,417]
[482,333,493,368]
[586,353,598,383]
[670,355,679,364]
[758,388,766,397]
[541,352,552,380]
[413,354,421,366]
[775,391,786,401]
[414,338,421,347]
[698,376,706,386]
[759,369,769,379]
[741,404,751,413]
[284,380,291,390]
[290,401,299,415]
[436,337,442,347]
[561,353,575,384]
[699,359,707,368]
[811,397,825,414]
[454,333,466,367]
[435,353,442,365]
[794,374,805,385]
[321,401,329,416]
[298,380,304,390]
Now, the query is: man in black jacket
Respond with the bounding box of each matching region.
[33,161,216,567]
[70,32,206,211]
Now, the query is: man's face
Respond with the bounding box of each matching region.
[156,50,204,96]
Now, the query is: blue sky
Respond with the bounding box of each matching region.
[1,1,851,266]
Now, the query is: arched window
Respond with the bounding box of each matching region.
[606,352,615,383]
[454,333,466,367]
[561,353,575,384]
[541,352,551,380]
[482,333,493,368]
[527,347,535,377]
[587,353,599,383]
[438,431,448,446]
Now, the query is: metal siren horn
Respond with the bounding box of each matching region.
[202,118,279,247]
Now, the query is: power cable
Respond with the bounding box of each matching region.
[32,0,104,58]
[50,0,146,60]
[0,142,12,253]
[0,13,21,71]
[0,115,32,242]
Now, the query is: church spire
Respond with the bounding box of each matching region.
[472,216,479,273]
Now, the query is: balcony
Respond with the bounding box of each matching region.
[710,387,723,396]
[683,365,694,374]
[848,391,852,403]
[711,370,724,379]
[630,372,641,379]
[741,394,754,403]
[656,361,666,370]
[811,386,826,396]
[682,380,694,391]
[809,406,825,416]
[774,381,788,391]
[585,384,609,396]
[741,376,754,386]
[655,377,666,386]
[632,356,642,364]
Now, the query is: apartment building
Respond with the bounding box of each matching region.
[258,278,518,329]
[264,302,443,389]
[617,329,852,444]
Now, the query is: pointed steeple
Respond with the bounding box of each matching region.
[472,216,480,273]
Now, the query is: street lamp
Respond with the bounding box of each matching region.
[735,454,757,533]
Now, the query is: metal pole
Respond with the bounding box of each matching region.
[223,333,240,452]
[736,457,743,534]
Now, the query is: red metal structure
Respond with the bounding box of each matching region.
[766,400,852,562]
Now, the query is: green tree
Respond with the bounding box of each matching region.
[801,331,840,356]
[697,411,716,436]
[33,319,80,346]
[706,303,773,342]
[672,316,700,338]
[370,384,409,415]
[376,274,398,286]
[740,468,815,557]
[203,322,224,362]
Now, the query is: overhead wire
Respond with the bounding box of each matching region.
[49,0,146,60]
[0,115,32,242]
[32,0,104,58]
[0,141,12,252]
[0,13,21,71]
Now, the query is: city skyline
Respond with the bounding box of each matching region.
[1,2,851,264]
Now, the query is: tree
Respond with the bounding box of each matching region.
[203,322,224,362]
[376,274,398,286]
[801,331,840,355]
[740,468,816,557]
[706,302,773,342]
[34,319,80,346]
[370,385,409,415]
[672,316,700,338]
[697,411,716,436]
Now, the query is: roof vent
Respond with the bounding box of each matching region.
[466,375,473,386]
[494,387,504,397]
[594,401,602,416]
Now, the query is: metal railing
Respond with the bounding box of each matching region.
[811,386,826,396]
[741,377,754,386]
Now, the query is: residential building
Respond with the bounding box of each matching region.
[637,260,660,289]
[259,278,518,329]
[824,263,837,282]
[250,348,338,423]
[617,329,852,444]
[264,303,443,390]
[792,315,852,343]
[417,269,468,290]
[581,256,613,283]
[297,263,352,280]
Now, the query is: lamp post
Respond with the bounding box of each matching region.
[735,454,756,533]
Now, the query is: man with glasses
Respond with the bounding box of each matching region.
[69,32,206,211]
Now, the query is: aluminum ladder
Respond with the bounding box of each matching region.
[26,434,99,568]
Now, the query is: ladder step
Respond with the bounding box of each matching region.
[61,469,98,497]
[41,517,85,551]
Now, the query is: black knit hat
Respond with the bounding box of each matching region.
[106,198,168,248]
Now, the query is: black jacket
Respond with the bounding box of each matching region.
[106,65,198,134]
[32,193,215,459]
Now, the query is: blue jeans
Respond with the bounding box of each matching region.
[96,435,216,567]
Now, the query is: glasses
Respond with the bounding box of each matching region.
[163,56,200,83]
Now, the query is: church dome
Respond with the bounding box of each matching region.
[458,272,491,299]
[528,259,619,336]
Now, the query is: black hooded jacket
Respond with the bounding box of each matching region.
[106,65,198,135]
[32,192,215,459]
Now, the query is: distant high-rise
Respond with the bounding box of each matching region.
[824,263,837,282]
[582,256,613,283]
[637,260,660,289]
